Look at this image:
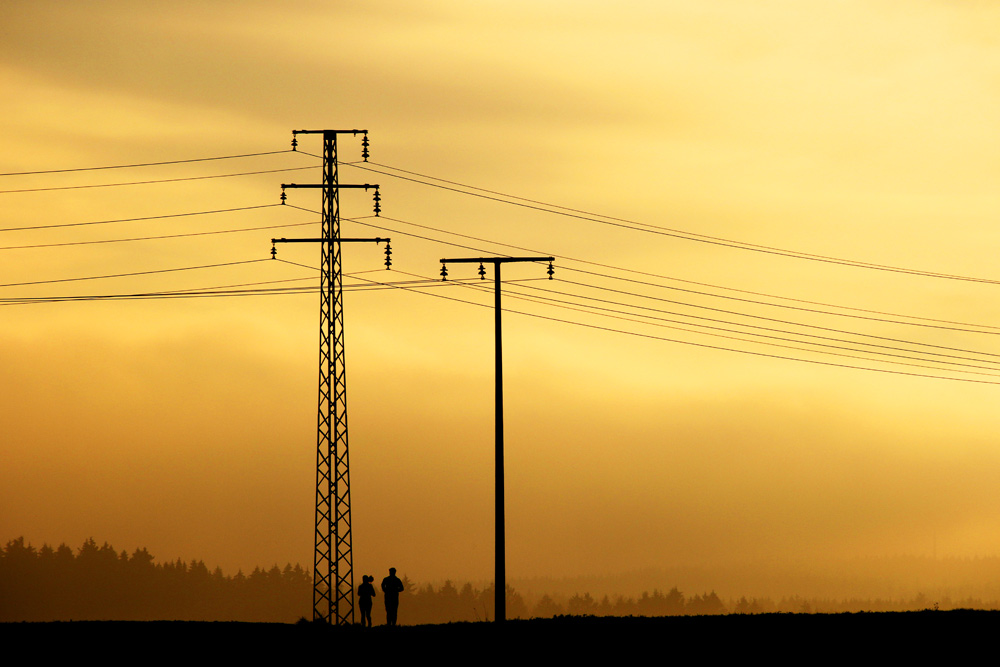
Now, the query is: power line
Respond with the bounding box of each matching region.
[425,270,1000,376]
[560,263,1000,332]
[8,149,996,383]
[0,220,318,251]
[514,292,1000,379]
[0,285,316,305]
[0,166,316,195]
[374,270,1000,386]
[341,211,1000,336]
[0,259,270,288]
[9,249,994,383]
[0,204,280,233]
[0,276,493,305]
[333,210,1000,368]
[346,160,1000,286]
[304,198,1000,337]
[18,273,995,382]
[0,149,297,177]
[507,281,1000,365]
[500,282,1000,373]
[290,206,487,255]
[551,275,1000,353]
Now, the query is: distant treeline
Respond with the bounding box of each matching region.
[525,590,1000,618]
[412,584,726,622]
[1,537,309,622]
[5,538,1000,623]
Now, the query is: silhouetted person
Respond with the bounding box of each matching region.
[358,575,376,627]
[381,567,404,626]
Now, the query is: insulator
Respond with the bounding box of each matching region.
[547,261,555,280]
[373,188,381,216]
[361,133,370,161]
[384,241,392,270]
[280,189,287,205]
[270,244,277,259]
[478,262,486,280]
[291,135,298,151]
[440,264,448,281]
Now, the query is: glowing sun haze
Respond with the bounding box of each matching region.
[3,0,1000,590]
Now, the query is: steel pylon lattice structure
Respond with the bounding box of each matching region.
[315,130,350,626]
[276,128,383,625]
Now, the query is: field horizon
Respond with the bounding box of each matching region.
[5,611,991,659]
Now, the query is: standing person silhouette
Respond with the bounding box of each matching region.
[357,575,376,628]
[380,567,405,626]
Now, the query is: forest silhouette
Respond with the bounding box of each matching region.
[0,537,730,623]
[5,537,1000,623]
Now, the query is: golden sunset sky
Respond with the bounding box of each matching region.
[4,1,1000,591]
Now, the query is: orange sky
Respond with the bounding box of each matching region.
[4,1,1000,590]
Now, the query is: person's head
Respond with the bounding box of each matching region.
[389,567,396,575]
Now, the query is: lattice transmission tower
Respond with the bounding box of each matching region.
[273,129,387,625]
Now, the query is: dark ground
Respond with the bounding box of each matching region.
[3,611,992,660]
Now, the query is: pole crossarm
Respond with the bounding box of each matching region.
[440,256,554,264]
[282,183,378,190]
[270,236,391,267]
[293,129,368,136]
[281,182,380,215]
[290,130,370,161]
[273,237,389,244]
[440,256,555,282]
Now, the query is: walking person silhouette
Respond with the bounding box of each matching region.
[380,567,405,626]
[357,575,376,627]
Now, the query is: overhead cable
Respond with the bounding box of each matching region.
[0,220,318,250]
[0,166,316,194]
[345,160,1000,286]
[0,149,296,177]
[339,210,1000,336]
[374,270,1000,386]
[0,204,280,233]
